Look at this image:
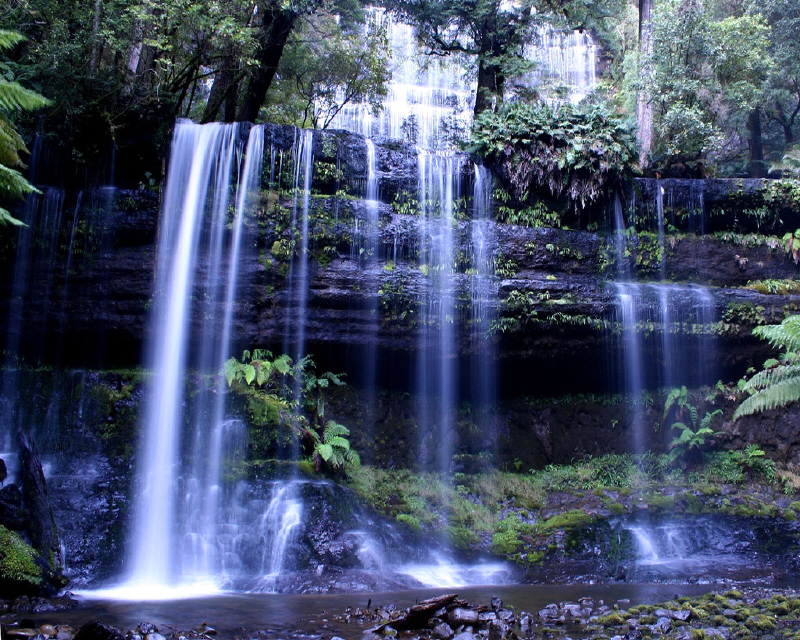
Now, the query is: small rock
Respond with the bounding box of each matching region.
[538,605,559,621]
[617,599,631,609]
[496,609,514,623]
[672,609,691,621]
[487,620,509,640]
[196,623,217,636]
[654,609,672,619]
[490,597,503,610]
[722,609,737,618]
[8,631,40,638]
[40,625,57,637]
[701,629,731,640]
[382,626,397,637]
[331,636,346,640]
[136,625,157,636]
[144,634,166,640]
[432,623,454,640]
[449,608,479,626]
[73,622,126,640]
[651,617,672,634]
[55,633,73,640]
[452,633,476,640]
[563,604,582,619]
[478,612,497,622]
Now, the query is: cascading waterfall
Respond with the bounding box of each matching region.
[283,129,314,367]
[415,151,461,475]
[611,187,719,452]
[469,164,498,442]
[522,26,597,104]
[123,121,264,594]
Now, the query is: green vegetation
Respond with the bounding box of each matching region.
[663,386,722,467]
[470,99,636,209]
[0,30,50,226]
[735,315,800,419]
[225,349,360,477]
[0,525,42,588]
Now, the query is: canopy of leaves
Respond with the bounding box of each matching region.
[640,0,773,173]
[469,98,636,208]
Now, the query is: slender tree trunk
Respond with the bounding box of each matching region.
[236,5,298,123]
[202,58,241,123]
[89,0,103,75]
[636,0,654,169]
[747,108,766,177]
[474,54,500,119]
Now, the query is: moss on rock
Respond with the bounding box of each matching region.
[0,525,43,595]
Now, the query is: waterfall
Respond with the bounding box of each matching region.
[522,26,597,104]
[123,121,264,593]
[416,151,460,475]
[469,165,498,447]
[328,9,597,142]
[283,129,314,365]
[611,186,719,452]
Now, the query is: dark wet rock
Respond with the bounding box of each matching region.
[72,622,125,640]
[134,625,156,636]
[432,622,454,639]
[448,608,479,626]
[652,616,672,633]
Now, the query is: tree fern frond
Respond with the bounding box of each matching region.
[0,79,51,112]
[323,421,350,438]
[0,163,37,200]
[0,31,26,52]
[742,364,800,392]
[325,435,350,450]
[316,443,333,462]
[752,316,800,353]
[733,376,800,419]
[0,206,25,226]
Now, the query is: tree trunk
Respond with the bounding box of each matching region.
[89,0,103,75]
[636,0,655,170]
[236,5,298,123]
[201,58,241,123]
[747,108,766,177]
[474,54,500,119]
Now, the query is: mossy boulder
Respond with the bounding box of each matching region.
[0,524,43,597]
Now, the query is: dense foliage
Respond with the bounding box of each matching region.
[0,30,49,225]
[470,99,637,207]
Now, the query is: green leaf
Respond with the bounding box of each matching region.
[223,358,238,386]
[244,364,256,385]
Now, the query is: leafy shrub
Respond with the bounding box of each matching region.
[469,98,636,209]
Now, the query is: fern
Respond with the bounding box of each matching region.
[0,31,50,226]
[734,315,800,419]
[752,315,800,352]
[734,376,800,418]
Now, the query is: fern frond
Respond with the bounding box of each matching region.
[326,436,350,450]
[0,114,27,167]
[323,421,350,438]
[688,404,698,428]
[0,206,25,226]
[345,449,361,469]
[742,364,800,392]
[0,31,26,52]
[733,375,800,419]
[316,443,333,462]
[752,316,800,353]
[0,163,37,200]
[0,79,51,112]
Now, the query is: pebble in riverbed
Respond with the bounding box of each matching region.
[333,588,800,640]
